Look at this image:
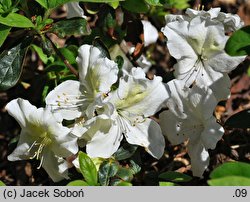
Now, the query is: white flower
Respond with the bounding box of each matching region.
[142,20,158,47]
[185,7,244,32]
[159,80,224,177]
[65,2,86,19]
[45,44,119,121]
[162,14,246,101]
[73,67,169,159]
[6,98,78,182]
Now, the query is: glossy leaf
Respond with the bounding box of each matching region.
[78,151,98,186]
[121,0,149,13]
[50,18,91,38]
[159,171,192,182]
[129,160,141,175]
[208,176,250,186]
[0,37,32,91]
[113,143,138,160]
[115,181,132,186]
[0,24,10,47]
[210,162,250,179]
[98,160,119,186]
[67,180,89,186]
[116,168,133,182]
[159,181,175,186]
[224,109,250,129]
[225,26,250,56]
[31,44,54,64]
[0,13,34,28]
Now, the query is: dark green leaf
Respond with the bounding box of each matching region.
[210,162,250,179]
[116,167,133,182]
[121,0,149,13]
[67,180,89,186]
[0,37,32,90]
[92,38,111,59]
[78,151,98,186]
[50,18,91,38]
[98,160,119,186]
[0,24,10,47]
[208,176,250,186]
[159,171,192,182]
[113,143,138,160]
[129,160,141,175]
[224,109,250,129]
[0,13,34,28]
[225,26,250,56]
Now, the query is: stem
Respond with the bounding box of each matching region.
[45,34,79,78]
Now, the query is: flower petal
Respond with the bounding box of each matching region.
[65,2,86,19]
[86,118,123,158]
[142,20,158,47]
[125,118,165,159]
[42,150,69,182]
[201,117,224,150]
[45,80,82,120]
[5,98,37,128]
[187,140,210,177]
[111,67,169,117]
[207,51,246,73]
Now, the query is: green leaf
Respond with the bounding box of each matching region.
[145,0,162,6]
[0,180,5,186]
[159,181,175,186]
[0,37,32,91]
[67,180,89,186]
[50,18,91,38]
[224,109,250,129]
[116,167,133,182]
[208,176,250,186]
[59,47,76,64]
[98,160,119,186]
[35,0,48,9]
[210,162,250,179]
[109,1,120,9]
[159,171,192,182]
[121,0,149,13]
[0,13,34,28]
[225,26,250,56]
[31,44,54,64]
[0,24,10,47]
[129,160,141,175]
[113,143,138,160]
[78,151,98,186]
[35,0,124,9]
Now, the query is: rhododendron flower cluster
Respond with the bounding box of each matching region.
[5,5,247,182]
[160,8,246,177]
